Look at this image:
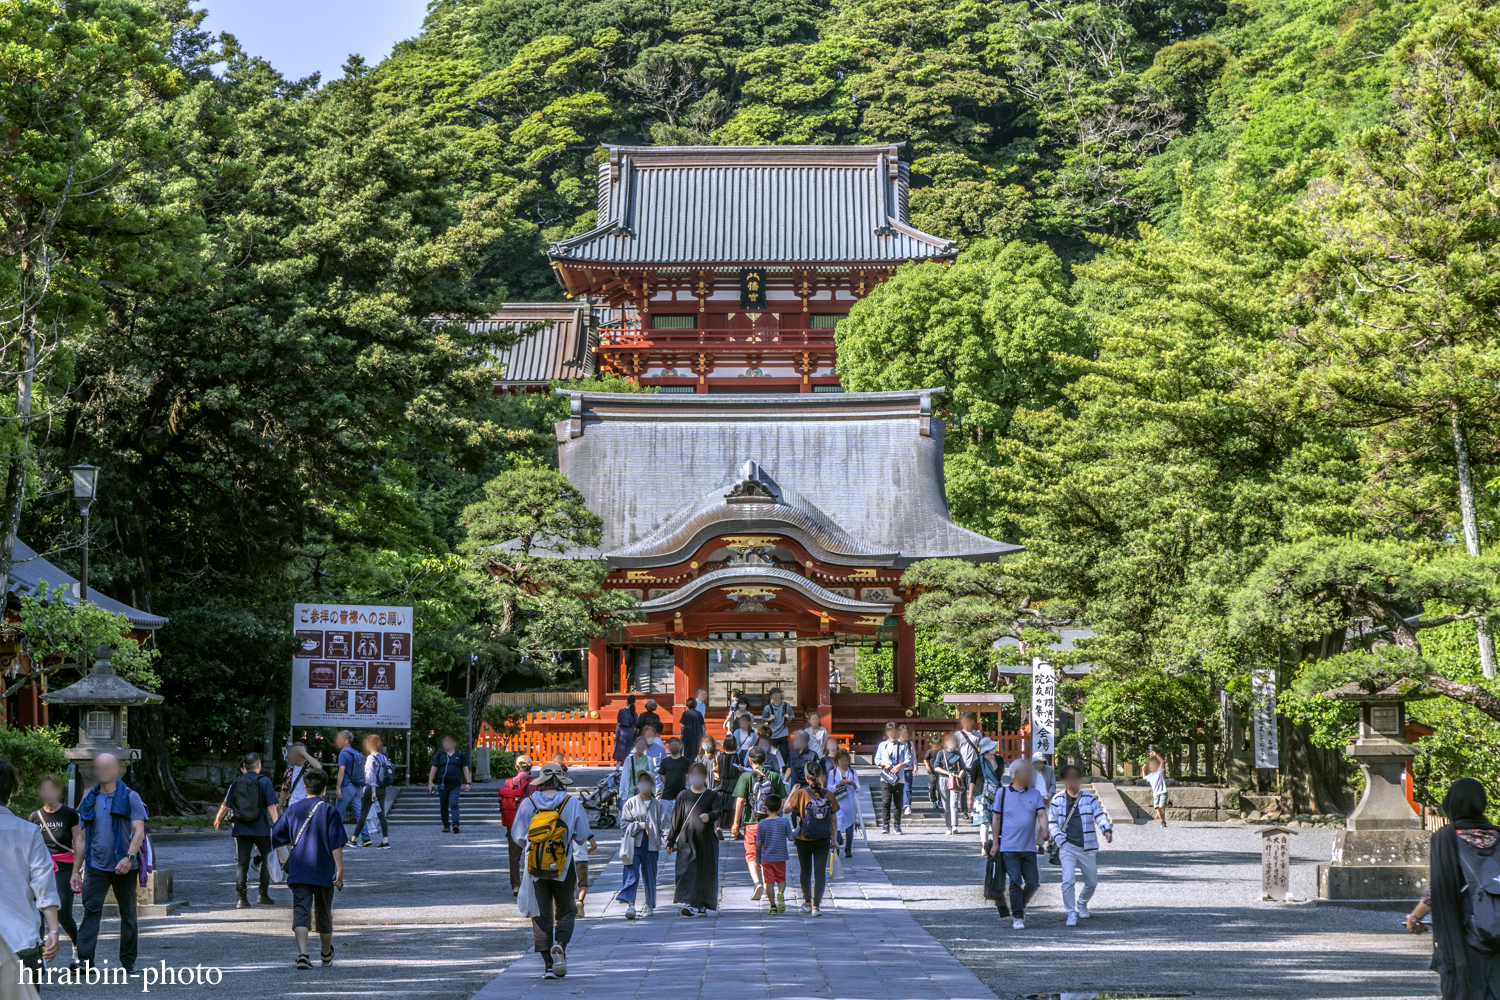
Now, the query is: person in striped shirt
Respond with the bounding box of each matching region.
[1046,764,1113,926]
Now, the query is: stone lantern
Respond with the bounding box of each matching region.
[41,645,163,799]
[1316,681,1432,908]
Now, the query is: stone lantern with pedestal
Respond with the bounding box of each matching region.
[41,645,163,802]
[1316,681,1432,908]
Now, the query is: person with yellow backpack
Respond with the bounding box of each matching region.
[507,762,595,980]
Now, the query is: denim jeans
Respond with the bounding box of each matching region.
[999,850,1039,917]
[616,843,659,908]
[338,780,360,823]
[439,785,462,827]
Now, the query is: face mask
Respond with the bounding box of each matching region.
[637,783,654,796]
[702,743,712,752]
[945,743,957,751]
[688,775,705,790]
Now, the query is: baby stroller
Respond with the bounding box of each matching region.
[579,766,620,829]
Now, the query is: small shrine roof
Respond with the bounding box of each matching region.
[10,538,167,629]
[463,303,595,387]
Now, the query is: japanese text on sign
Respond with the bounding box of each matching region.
[1252,667,1279,769]
[1032,658,1057,757]
[291,603,413,728]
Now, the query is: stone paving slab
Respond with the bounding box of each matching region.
[473,827,997,1000]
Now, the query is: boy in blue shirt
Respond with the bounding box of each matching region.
[271,770,346,969]
[753,794,793,915]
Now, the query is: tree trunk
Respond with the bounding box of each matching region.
[1283,719,1351,814]
[1451,413,1497,678]
[0,330,35,600]
[130,704,193,815]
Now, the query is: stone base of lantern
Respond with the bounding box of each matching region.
[104,869,186,917]
[1315,828,1430,909]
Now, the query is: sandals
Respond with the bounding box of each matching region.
[321,946,334,967]
[296,954,312,970]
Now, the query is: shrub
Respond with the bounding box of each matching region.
[0,725,71,814]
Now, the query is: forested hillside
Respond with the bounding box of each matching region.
[2,0,1497,812]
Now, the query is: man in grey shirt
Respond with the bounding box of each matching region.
[761,688,792,761]
[953,712,982,808]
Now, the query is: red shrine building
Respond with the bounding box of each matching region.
[547,143,957,393]
[487,145,1022,761]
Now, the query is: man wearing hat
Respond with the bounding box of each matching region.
[972,737,1001,855]
[1030,753,1055,800]
[509,763,595,979]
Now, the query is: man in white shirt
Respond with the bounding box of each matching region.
[1144,748,1170,827]
[873,723,911,835]
[0,758,61,983]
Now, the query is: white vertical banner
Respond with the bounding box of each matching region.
[1251,667,1279,769]
[1031,657,1057,756]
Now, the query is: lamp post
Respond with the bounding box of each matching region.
[70,464,99,603]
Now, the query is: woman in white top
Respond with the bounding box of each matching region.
[829,749,861,858]
[355,734,392,848]
[616,772,671,919]
[281,743,323,807]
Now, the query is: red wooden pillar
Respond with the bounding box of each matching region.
[797,646,817,711]
[815,645,832,732]
[674,646,707,707]
[896,618,917,714]
[587,638,606,714]
[617,648,629,694]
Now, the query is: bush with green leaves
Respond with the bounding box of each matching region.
[0,725,70,815]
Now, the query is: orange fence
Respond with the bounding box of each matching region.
[478,712,617,766]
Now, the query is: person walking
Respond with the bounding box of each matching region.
[666,762,720,916]
[280,743,323,810]
[657,737,691,802]
[714,736,742,829]
[29,774,82,956]
[801,711,829,758]
[636,700,663,738]
[2,759,61,984]
[697,734,718,773]
[1030,753,1056,800]
[954,712,983,809]
[271,769,346,969]
[617,771,669,919]
[874,723,911,834]
[754,726,784,774]
[732,713,758,764]
[989,759,1048,929]
[785,761,840,916]
[613,695,639,764]
[973,737,1002,855]
[619,737,659,800]
[897,725,916,818]
[73,753,146,973]
[679,698,706,758]
[725,691,750,736]
[427,733,471,834]
[640,722,667,768]
[511,763,595,978]
[213,752,281,908]
[783,731,818,792]
[498,755,535,897]
[730,747,787,901]
[1407,778,1500,999]
[353,735,392,848]
[1144,748,1170,826]
[754,795,793,914]
[761,688,792,761]
[829,750,861,858]
[1048,764,1112,926]
[333,730,364,825]
[933,735,965,834]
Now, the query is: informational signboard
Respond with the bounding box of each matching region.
[292,604,412,728]
[1031,658,1057,757]
[1252,667,1279,769]
[1259,826,1295,901]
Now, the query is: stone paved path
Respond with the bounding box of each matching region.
[475,830,996,1000]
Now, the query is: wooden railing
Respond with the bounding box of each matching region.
[478,712,619,765]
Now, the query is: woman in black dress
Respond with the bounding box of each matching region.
[714,736,742,830]
[613,694,639,764]
[666,761,721,916]
[1410,777,1500,1000]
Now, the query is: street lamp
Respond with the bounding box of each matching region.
[69,464,100,603]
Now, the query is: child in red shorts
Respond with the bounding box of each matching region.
[754,794,793,914]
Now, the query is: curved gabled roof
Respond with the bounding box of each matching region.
[626,565,895,615]
[607,483,896,569]
[550,145,957,267]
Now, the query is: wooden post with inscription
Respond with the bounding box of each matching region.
[1259,826,1296,901]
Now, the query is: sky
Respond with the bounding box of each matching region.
[195,0,430,83]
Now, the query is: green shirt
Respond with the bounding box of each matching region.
[733,767,788,821]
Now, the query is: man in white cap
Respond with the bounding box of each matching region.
[1030,753,1055,800]
[989,758,1047,929]
[510,762,595,980]
[973,737,1001,855]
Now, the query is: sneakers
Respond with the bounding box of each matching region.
[453,825,461,834]
[696,907,710,916]
[680,905,696,916]
[359,838,372,847]
[550,945,567,978]
[750,883,765,901]
[903,805,912,816]
[894,826,904,835]
[544,970,557,980]
[1160,819,1168,827]
[800,904,812,914]
[442,825,451,833]
[378,841,392,850]
[810,907,822,917]
[626,905,637,920]
[576,899,585,916]
[1012,917,1025,930]
[641,906,653,918]
[882,824,890,835]
[1077,902,1091,919]
[1066,911,1078,927]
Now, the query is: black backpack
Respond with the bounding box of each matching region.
[1460,839,1500,953]
[800,792,834,839]
[230,774,264,823]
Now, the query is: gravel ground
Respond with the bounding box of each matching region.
[866,815,1437,1000]
[44,770,621,999]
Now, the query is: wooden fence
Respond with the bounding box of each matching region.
[479,712,617,765]
[488,690,589,709]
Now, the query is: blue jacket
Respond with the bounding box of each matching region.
[78,783,142,872]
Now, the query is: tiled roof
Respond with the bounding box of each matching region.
[554,388,1020,567]
[465,304,595,386]
[10,538,168,629]
[549,145,957,267]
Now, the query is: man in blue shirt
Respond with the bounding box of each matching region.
[73,753,147,973]
[271,769,346,969]
[873,722,911,835]
[988,759,1048,929]
[213,752,282,908]
[333,730,363,825]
